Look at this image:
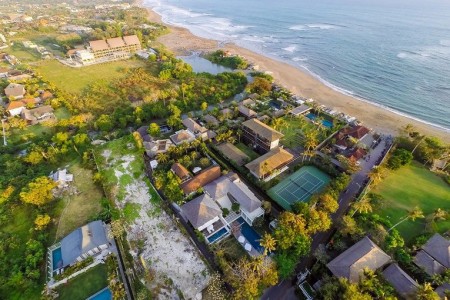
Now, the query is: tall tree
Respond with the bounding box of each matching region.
[20,177,57,206]
[388,206,425,231]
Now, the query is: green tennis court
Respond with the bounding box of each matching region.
[268,166,331,210]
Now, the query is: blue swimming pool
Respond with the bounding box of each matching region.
[306,113,333,128]
[89,288,112,300]
[207,227,229,244]
[236,217,265,254]
[52,247,63,270]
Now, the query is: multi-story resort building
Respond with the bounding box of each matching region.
[242,118,284,153]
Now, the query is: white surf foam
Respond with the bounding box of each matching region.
[282,45,297,52]
[292,56,308,62]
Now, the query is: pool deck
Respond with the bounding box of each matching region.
[231,227,261,257]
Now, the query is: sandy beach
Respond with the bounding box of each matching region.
[138,1,449,142]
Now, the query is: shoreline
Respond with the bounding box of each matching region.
[137,0,450,142]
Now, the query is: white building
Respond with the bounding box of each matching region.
[74,50,95,65]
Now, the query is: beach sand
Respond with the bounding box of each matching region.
[139,1,449,142]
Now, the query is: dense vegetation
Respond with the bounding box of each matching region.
[205,50,249,69]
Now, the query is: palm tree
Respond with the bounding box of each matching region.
[156,152,169,163]
[302,131,318,162]
[388,206,425,232]
[259,233,276,255]
[236,128,243,143]
[432,208,447,221]
[416,283,440,300]
[351,197,373,217]
[271,118,286,131]
[368,166,384,185]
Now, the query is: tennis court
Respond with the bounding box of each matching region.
[268,166,331,210]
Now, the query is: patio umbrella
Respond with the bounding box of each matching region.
[238,236,245,243]
[245,243,252,252]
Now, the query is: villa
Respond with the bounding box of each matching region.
[143,139,173,158]
[326,237,391,282]
[4,83,25,99]
[242,118,284,153]
[334,125,370,151]
[181,165,221,195]
[245,147,294,181]
[49,168,74,188]
[203,114,219,127]
[238,105,257,119]
[414,233,449,276]
[21,105,55,125]
[47,221,110,279]
[170,129,196,146]
[182,117,216,141]
[290,104,312,116]
[382,263,418,300]
[171,162,191,183]
[204,173,265,225]
[6,98,36,116]
[181,194,230,244]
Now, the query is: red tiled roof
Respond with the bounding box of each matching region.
[181,165,221,195]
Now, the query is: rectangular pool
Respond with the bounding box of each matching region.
[306,112,333,128]
[52,247,63,270]
[207,227,229,244]
[236,217,265,254]
[88,287,112,300]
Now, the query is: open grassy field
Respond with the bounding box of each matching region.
[56,264,108,300]
[279,116,321,148]
[55,161,104,239]
[34,59,148,94]
[374,162,450,242]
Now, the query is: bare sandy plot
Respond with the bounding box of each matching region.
[98,139,210,299]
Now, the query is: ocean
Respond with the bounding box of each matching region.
[144,0,450,132]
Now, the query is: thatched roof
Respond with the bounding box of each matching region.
[171,163,190,180]
[327,237,391,282]
[382,263,418,299]
[245,147,293,178]
[242,118,284,141]
[181,194,221,228]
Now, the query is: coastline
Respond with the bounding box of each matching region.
[137,0,450,142]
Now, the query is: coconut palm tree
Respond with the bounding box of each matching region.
[259,233,276,255]
[271,118,286,131]
[388,206,425,232]
[351,197,373,217]
[368,166,385,186]
[156,152,169,164]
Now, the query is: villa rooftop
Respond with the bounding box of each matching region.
[242,118,284,141]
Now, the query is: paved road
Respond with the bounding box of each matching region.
[261,137,392,300]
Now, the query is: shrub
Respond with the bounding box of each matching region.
[222,208,230,217]
[231,202,240,213]
[387,148,413,170]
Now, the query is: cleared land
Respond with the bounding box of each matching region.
[55,162,104,239]
[34,59,148,94]
[375,162,450,242]
[217,142,250,166]
[95,136,210,299]
[56,264,108,300]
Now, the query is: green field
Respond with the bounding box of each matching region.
[56,264,108,300]
[278,116,320,148]
[235,142,259,160]
[375,162,450,242]
[55,162,104,239]
[34,59,148,94]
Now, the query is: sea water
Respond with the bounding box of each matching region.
[144,0,450,132]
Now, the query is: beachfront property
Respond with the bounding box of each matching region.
[413,233,449,276]
[73,35,141,65]
[334,125,370,151]
[47,221,111,280]
[245,147,294,181]
[290,104,312,117]
[242,118,284,153]
[4,82,25,99]
[182,117,216,141]
[326,237,391,282]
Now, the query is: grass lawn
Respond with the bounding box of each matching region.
[374,162,450,242]
[54,107,71,120]
[55,161,104,239]
[5,43,41,63]
[9,124,54,145]
[56,264,108,300]
[279,116,322,148]
[34,59,148,94]
[235,142,259,161]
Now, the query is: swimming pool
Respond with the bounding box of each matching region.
[52,247,63,270]
[207,227,229,244]
[88,287,112,300]
[306,113,333,128]
[236,217,265,254]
